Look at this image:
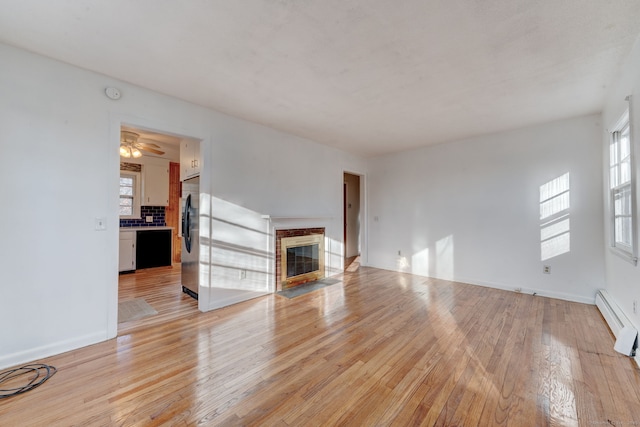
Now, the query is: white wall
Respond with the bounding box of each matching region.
[0,43,367,369]
[368,114,605,303]
[602,35,640,332]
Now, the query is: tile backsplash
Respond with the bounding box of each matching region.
[120,206,166,227]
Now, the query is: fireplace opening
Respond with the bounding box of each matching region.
[287,244,319,278]
[276,228,325,290]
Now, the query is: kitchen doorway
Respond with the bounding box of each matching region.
[116,123,198,330]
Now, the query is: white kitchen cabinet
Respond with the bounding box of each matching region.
[180,140,200,180]
[119,231,136,272]
[143,161,169,206]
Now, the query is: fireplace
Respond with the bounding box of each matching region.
[276,228,325,290]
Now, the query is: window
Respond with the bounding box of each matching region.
[120,172,141,218]
[609,109,636,263]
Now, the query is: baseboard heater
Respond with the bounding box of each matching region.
[595,289,638,358]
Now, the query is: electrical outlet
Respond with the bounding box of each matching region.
[543,265,551,274]
[514,287,522,293]
[239,270,247,280]
[145,216,153,223]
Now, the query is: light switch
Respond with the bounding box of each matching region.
[145,216,153,223]
[95,217,107,231]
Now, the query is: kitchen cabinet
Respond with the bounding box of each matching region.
[143,161,169,206]
[180,140,200,180]
[119,231,136,272]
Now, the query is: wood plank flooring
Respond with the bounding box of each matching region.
[2,266,640,426]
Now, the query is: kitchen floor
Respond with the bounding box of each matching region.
[118,264,198,334]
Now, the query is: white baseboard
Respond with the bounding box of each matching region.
[455,276,595,305]
[367,264,595,305]
[0,331,107,371]
[203,288,270,311]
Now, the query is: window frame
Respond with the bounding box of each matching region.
[119,171,141,219]
[609,107,638,265]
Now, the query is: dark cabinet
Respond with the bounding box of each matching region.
[136,229,172,269]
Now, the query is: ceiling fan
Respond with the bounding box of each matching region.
[119,130,165,158]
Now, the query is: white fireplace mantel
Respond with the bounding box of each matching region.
[261,215,334,221]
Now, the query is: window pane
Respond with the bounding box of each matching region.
[614,186,632,215]
[120,173,137,217]
[620,161,631,184]
[614,184,633,247]
[615,217,632,247]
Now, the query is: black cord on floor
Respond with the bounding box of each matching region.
[0,364,57,398]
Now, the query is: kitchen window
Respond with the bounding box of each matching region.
[609,107,637,264]
[120,171,141,218]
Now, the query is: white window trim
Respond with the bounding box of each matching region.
[120,171,141,219]
[609,101,638,265]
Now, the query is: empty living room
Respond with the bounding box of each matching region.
[2,1,640,425]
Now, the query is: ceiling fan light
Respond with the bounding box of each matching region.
[131,148,142,158]
[119,145,131,158]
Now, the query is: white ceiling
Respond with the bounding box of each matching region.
[2,1,640,157]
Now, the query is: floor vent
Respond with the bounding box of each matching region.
[595,289,638,358]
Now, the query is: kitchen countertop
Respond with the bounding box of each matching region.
[120,226,174,231]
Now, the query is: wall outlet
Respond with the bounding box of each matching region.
[239,270,247,280]
[145,216,153,223]
[514,287,522,293]
[543,265,551,274]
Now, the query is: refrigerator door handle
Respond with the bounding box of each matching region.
[183,193,192,253]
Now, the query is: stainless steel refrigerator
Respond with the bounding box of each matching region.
[181,176,199,299]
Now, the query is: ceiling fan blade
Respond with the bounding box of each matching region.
[140,147,165,155]
[137,139,161,148]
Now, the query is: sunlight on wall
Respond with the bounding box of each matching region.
[202,196,272,291]
[200,192,212,289]
[325,236,344,277]
[540,173,571,261]
[436,235,454,280]
[396,255,410,272]
[411,247,430,277]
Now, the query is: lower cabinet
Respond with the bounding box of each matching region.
[119,231,136,272]
[136,229,172,269]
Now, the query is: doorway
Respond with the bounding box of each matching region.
[116,123,197,330]
[343,172,362,271]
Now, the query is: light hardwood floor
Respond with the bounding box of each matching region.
[2,266,640,426]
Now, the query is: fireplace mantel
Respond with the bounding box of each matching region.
[261,215,333,221]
